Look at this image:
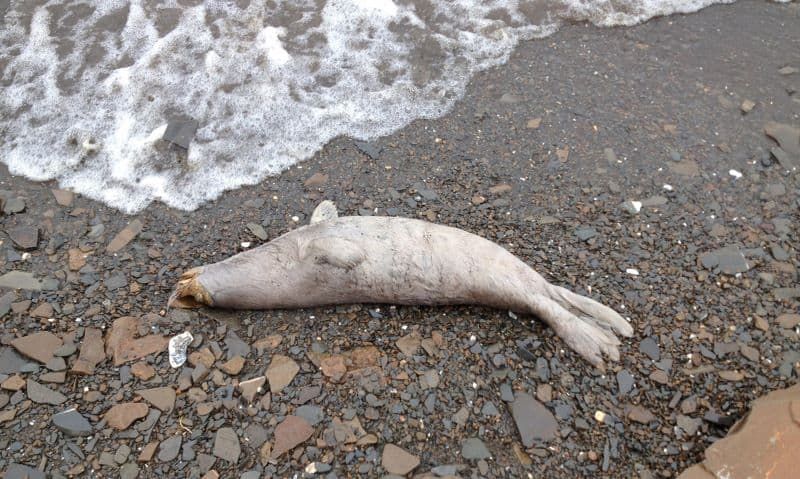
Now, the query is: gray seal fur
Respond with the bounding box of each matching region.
[170,201,633,368]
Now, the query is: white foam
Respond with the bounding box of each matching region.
[1,0,736,212]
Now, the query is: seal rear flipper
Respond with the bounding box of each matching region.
[302,236,365,269]
[168,267,214,309]
[310,200,338,224]
[546,283,633,338]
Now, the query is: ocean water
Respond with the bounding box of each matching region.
[0,0,739,213]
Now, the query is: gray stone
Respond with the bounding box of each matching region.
[481,401,499,417]
[575,227,597,241]
[115,444,131,464]
[104,273,127,291]
[4,463,45,479]
[163,118,198,149]
[240,471,260,479]
[0,271,42,291]
[511,392,558,446]
[295,404,324,426]
[158,435,182,462]
[27,379,67,405]
[699,245,750,274]
[225,331,251,359]
[247,223,268,241]
[213,427,241,463]
[3,197,26,215]
[7,227,38,250]
[120,463,139,479]
[0,347,26,374]
[461,438,491,460]
[639,337,661,361]
[52,408,92,436]
[617,369,634,395]
[500,383,514,402]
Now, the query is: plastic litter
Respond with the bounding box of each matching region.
[168,331,194,368]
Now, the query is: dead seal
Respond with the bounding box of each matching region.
[170,201,633,367]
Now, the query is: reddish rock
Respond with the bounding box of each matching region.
[679,384,800,479]
[30,303,54,318]
[131,362,156,380]
[396,331,421,357]
[238,376,266,403]
[11,331,62,364]
[51,189,74,206]
[1,375,25,391]
[104,403,149,430]
[266,355,299,393]
[106,316,168,366]
[253,335,282,353]
[271,416,314,458]
[219,356,245,375]
[68,248,90,271]
[319,355,347,382]
[381,444,420,475]
[71,327,105,375]
[106,219,143,253]
[136,387,176,412]
[138,441,158,462]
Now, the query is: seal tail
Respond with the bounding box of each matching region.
[168,267,213,309]
[546,283,633,338]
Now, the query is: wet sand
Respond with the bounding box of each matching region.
[1,1,799,477]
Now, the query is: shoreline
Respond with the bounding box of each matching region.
[1,1,799,477]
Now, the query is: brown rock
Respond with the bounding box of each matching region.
[266,355,299,393]
[11,331,62,364]
[526,117,542,129]
[40,371,66,383]
[777,313,800,329]
[238,376,266,403]
[304,172,329,188]
[253,335,282,353]
[489,183,512,195]
[220,356,245,375]
[188,348,216,368]
[213,427,241,463]
[396,331,421,357]
[71,327,105,375]
[201,471,220,479]
[471,195,486,205]
[104,403,149,430]
[52,189,74,206]
[649,370,669,384]
[7,227,39,250]
[131,362,156,380]
[68,248,90,271]
[138,441,158,462]
[381,444,420,475]
[271,416,314,458]
[1,375,25,391]
[669,160,700,176]
[137,387,176,412]
[719,370,744,382]
[536,384,553,403]
[678,384,800,479]
[627,405,657,424]
[106,219,143,253]
[319,355,347,382]
[30,303,53,318]
[106,316,168,366]
[511,392,558,446]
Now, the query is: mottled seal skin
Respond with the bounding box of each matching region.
[170,201,633,368]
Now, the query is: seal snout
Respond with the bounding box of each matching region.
[168,267,213,309]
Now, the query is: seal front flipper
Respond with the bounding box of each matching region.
[310,200,338,224]
[302,237,365,269]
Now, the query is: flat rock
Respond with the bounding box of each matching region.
[106,219,143,253]
[27,379,67,405]
[511,392,558,446]
[71,327,105,375]
[617,369,634,395]
[67,248,89,271]
[105,403,149,430]
[627,405,657,424]
[4,464,45,479]
[220,356,245,375]
[295,405,324,426]
[679,384,800,479]
[11,332,62,364]
[213,427,241,463]
[52,408,92,436]
[461,438,491,460]
[163,118,198,149]
[699,245,750,274]
[238,376,266,403]
[777,313,800,329]
[0,271,42,291]
[246,223,268,241]
[266,354,299,393]
[639,337,661,361]
[396,331,421,357]
[272,415,314,458]
[137,387,176,412]
[7,227,38,250]
[158,435,182,462]
[2,197,25,214]
[304,172,329,188]
[106,316,168,366]
[0,347,27,374]
[382,444,420,475]
[51,189,74,206]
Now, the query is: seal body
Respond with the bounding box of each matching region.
[171,202,633,367]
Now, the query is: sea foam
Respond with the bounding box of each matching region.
[1,0,737,212]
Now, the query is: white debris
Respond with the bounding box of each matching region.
[594,410,608,423]
[168,331,194,368]
[626,268,640,276]
[663,184,673,191]
[240,242,251,248]
[728,169,742,179]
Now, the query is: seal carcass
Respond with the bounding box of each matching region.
[170,201,633,367]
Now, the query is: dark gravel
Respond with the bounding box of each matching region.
[0,1,799,478]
